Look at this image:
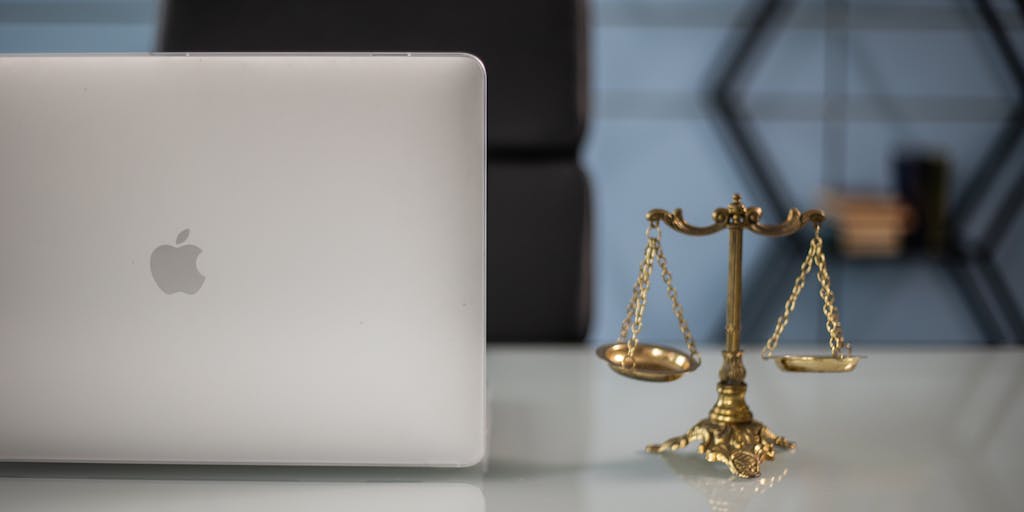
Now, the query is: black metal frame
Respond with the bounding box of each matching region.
[708,0,1024,343]
[951,0,1024,341]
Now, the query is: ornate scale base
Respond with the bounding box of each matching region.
[644,351,796,478]
[646,419,795,478]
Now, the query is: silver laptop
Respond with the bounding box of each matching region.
[0,54,485,466]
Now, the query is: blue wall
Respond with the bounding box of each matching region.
[586,0,1024,347]
[0,1,158,52]
[2,0,1021,346]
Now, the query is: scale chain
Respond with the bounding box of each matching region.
[814,234,848,356]
[616,222,700,367]
[628,239,655,354]
[616,241,651,347]
[653,235,701,368]
[761,231,816,358]
[761,224,850,359]
[617,224,658,359]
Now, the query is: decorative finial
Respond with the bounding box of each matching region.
[732,193,742,203]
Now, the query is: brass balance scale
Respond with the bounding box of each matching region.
[596,194,862,478]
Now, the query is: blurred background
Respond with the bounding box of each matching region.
[1,0,1022,347]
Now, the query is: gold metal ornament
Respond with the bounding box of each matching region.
[596,194,861,478]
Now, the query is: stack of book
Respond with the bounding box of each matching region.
[824,192,915,259]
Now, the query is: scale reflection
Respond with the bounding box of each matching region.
[662,453,789,512]
[0,477,484,512]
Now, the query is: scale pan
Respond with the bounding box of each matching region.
[772,354,861,373]
[595,343,693,382]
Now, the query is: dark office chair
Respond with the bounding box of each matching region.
[160,0,591,341]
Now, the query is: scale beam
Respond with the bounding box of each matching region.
[646,195,825,238]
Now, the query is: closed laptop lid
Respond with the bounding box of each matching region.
[0,54,485,466]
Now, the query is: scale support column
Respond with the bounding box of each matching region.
[709,203,754,424]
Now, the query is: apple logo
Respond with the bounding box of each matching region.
[150,229,205,294]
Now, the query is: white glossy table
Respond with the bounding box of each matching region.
[2,346,1022,511]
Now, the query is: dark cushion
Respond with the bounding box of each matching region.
[487,158,589,341]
